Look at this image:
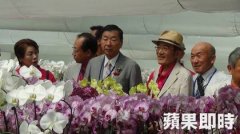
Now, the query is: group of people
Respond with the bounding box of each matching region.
[13,24,240,99]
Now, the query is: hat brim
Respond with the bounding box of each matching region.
[152,39,185,50]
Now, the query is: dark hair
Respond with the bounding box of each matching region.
[14,39,39,65]
[77,33,98,54]
[90,25,103,40]
[228,47,240,68]
[101,24,123,42]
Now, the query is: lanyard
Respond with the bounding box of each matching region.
[98,55,120,80]
[193,68,217,95]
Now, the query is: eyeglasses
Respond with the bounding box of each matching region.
[155,45,171,52]
[72,47,80,53]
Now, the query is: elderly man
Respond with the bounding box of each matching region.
[227,47,240,90]
[64,33,97,82]
[85,24,143,93]
[191,42,230,98]
[147,30,192,98]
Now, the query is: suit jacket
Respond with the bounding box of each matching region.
[84,52,143,93]
[151,62,192,98]
[63,62,81,82]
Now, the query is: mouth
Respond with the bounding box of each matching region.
[157,56,165,60]
[105,48,112,52]
[193,65,201,68]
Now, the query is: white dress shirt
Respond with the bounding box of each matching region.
[102,53,119,79]
[193,66,231,97]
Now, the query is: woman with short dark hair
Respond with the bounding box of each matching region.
[14,39,56,83]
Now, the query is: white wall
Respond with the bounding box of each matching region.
[0,29,239,73]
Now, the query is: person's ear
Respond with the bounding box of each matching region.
[86,50,92,57]
[211,55,216,64]
[227,65,233,74]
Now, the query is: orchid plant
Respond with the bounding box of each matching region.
[0,59,240,133]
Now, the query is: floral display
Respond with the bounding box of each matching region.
[38,59,67,81]
[0,59,240,134]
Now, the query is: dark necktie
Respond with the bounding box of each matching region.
[196,75,204,98]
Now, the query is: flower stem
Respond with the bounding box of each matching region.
[61,99,73,134]
[12,107,19,134]
[1,111,8,132]
[33,101,37,120]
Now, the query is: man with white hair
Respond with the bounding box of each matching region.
[191,42,230,98]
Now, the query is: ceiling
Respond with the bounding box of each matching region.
[0,0,240,71]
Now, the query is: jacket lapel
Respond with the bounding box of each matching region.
[157,62,180,98]
[98,55,105,80]
[112,53,124,79]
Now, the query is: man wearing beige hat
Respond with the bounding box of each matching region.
[147,30,192,98]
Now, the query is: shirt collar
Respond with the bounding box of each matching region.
[104,53,119,67]
[199,66,216,81]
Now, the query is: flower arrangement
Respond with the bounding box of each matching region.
[38,59,67,81]
[0,65,240,133]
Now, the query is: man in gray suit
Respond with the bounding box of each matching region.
[85,24,143,93]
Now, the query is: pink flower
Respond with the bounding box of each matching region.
[105,109,117,121]
[81,112,91,125]
[90,102,101,114]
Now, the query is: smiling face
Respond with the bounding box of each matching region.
[191,42,216,74]
[155,42,179,66]
[72,37,91,63]
[100,30,122,59]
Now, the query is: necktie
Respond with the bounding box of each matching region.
[77,66,86,82]
[196,75,204,98]
[103,62,112,79]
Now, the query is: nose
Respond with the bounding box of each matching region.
[33,53,37,59]
[105,40,111,46]
[191,57,198,64]
[156,48,164,55]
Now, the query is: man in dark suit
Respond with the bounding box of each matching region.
[85,24,143,93]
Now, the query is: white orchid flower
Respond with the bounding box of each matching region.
[63,80,73,97]
[19,65,42,79]
[55,80,73,97]
[6,86,28,106]
[45,85,64,103]
[40,80,53,89]
[20,121,43,134]
[0,59,16,72]
[25,84,47,102]
[40,110,68,134]
[1,71,26,92]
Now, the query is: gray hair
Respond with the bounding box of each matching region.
[228,47,240,67]
[209,44,216,56]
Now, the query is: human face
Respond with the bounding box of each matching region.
[191,44,215,74]
[72,37,90,63]
[21,46,38,67]
[155,43,178,66]
[228,59,240,87]
[100,30,122,59]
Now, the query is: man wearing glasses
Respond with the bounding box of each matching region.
[64,33,97,82]
[147,30,192,98]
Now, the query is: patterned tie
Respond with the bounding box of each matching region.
[103,61,112,79]
[195,75,204,98]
